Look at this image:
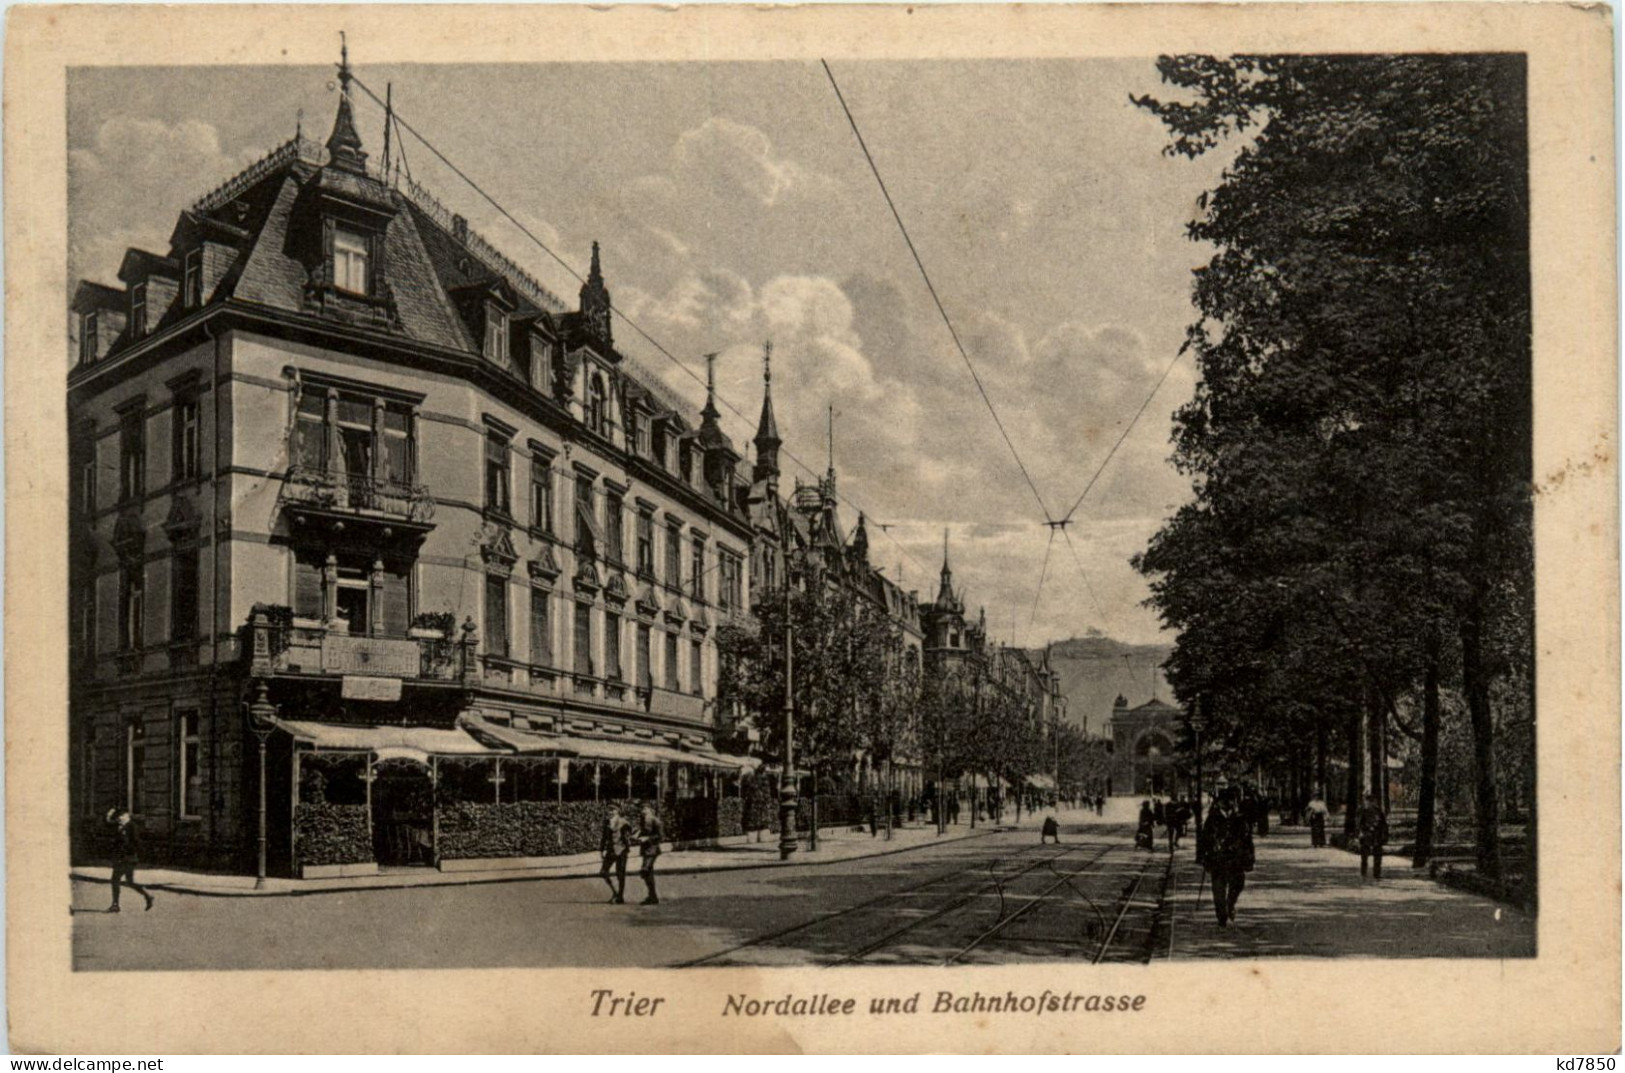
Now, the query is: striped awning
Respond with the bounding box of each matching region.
[274,718,494,765]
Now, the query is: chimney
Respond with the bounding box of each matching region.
[452,214,469,242]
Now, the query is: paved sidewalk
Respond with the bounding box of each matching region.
[69,811,1076,898]
[1164,833,1536,959]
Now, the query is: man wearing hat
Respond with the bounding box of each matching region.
[1199,784,1254,926]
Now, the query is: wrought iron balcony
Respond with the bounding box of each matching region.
[280,465,435,524]
[247,611,474,684]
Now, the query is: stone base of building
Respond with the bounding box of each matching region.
[299,861,381,879]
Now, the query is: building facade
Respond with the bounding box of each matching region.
[1107,695,1184,796]
[68,68,760,876]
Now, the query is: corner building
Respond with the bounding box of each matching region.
[68,71,758,877]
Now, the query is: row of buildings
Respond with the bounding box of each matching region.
[67,61,1064,876]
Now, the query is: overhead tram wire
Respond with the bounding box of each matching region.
[820,59,1056,528]
[1058,525,1111,629]
[1057,345,1189,527]
[344,72,933,581]
[1027,528,1057,639]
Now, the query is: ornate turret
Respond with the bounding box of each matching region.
[752,340,781,489]
[937,528,959,610]
[850,513,869,565]
[579,241,612,346]
[326,39,369,174]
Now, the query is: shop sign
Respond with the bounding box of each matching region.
[342,675,403,702]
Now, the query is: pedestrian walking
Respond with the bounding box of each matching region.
[1040,814,1060,844]
[1199,787,1254,926]
[1356,792,1388,880]
[636,804,664,905]
[949,794,960,826]
[599,804,631,903]
[105,808,154,913]
[1305,792,1330,849]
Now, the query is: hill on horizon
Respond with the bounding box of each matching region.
[1028,634,1175,739]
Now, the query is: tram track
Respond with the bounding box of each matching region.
[677,838,1070,968]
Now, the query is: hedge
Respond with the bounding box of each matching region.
[743,776,779,832]
[437,801,608,859]
[296,803,373,867]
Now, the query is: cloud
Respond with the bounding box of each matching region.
[68,117,258,284]
[671,117,827,208]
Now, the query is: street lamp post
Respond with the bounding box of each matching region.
[246,679,278,889]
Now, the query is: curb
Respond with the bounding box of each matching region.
[70,825,1007,899]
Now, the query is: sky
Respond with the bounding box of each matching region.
[67,58,1235,648]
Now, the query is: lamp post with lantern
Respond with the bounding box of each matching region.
[245,679,278,889]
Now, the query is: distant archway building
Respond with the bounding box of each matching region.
[1108,696,1184,796]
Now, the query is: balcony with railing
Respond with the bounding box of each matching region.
[280,465,436,526]
[247,609,474,684]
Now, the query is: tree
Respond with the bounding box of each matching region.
[1134,55,1532,879]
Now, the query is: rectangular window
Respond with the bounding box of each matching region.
[573,602,593,676]
[664,631,679,691]
[172,395,200,482]
[118,408,145,502]
[636,511,654,578]
[604,611,622,680]
[177,710,201,819]
[690,639,703,697]
[78,586,97,658]
[637,624,653,690]
[529,335,552,395]
[691,540,705,602]
[130,283,147,338]
[293,550,325,620]
[183,249,203,307]
[605,491,624,565]
[530,454,553,533]
[381,407,413,488]
[78,453,97,518]
[651,423,667,470]
[484,305,508,366]
[79,311,98,365]
[484,432,511,515]
[484,574,509,658]
[293,390,327,472]
[529,587,551,667]
[718,552,742,611]
[126,722,146,815]
[665,521,682,589]
[333,228,370,295]
[119,561,144,651]
[170,544,199,642]
[574,475,596,557]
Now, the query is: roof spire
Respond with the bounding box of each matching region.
[578,240,612,345]
[701,352,721,424]
[325,32,368,174]
[752,340,781,488]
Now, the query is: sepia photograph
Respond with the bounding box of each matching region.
[8,2,1617,1054]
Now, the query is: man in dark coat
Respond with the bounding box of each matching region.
[105,808,154,913]
[598,805,631,903]
[1356,792,1389,880]
[1200,788,1254,926]
[637,804,664,905]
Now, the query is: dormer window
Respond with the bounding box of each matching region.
[529,334,552,395]
[631,413,648,457]
[651,422,668,470]
[183,249,203,308]
[129,283,147,338]
[484,304,509,366]
[332,228,370,295]
[79,311,98,365]
[587,373,608,437]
